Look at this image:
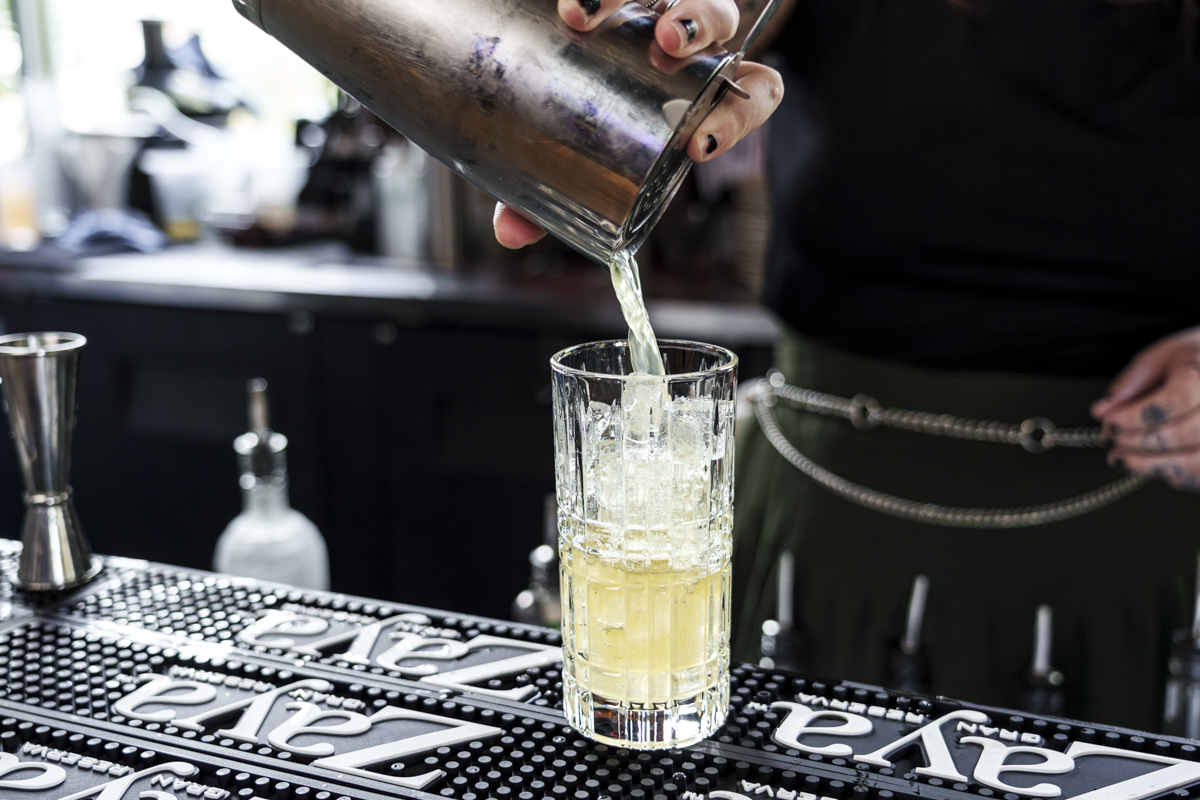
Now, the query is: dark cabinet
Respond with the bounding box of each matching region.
[317,321,556,615]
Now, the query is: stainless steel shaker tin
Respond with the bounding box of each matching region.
[232,0,754,264]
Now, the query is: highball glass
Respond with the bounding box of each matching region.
[551,340,736,749]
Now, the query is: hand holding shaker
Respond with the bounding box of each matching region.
[230,0,781,264]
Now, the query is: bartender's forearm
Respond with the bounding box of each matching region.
[733,0,796,57]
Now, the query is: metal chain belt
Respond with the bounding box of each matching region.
[750,374,1149,528]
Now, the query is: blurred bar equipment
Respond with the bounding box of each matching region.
[230,0,782,264]
[1163,553,1200,738]
[760,551,805,672]
[888,575,930,693]
[1018,604,1066,716]
[0,333,101,591]
[512,494,562,628]
[11,0,70,240]
[0,161,40,252]
[134,20,241,120]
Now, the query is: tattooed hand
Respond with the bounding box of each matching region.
[494,0,787,248]
[1091,326,1200,492]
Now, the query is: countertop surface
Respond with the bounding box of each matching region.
[0,544,1186,800]
[0,243,781,346]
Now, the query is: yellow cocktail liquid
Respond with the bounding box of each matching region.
[560,530,730,748]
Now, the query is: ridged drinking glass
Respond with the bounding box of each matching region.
[552,340,736,748]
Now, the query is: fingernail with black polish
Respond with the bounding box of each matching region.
[1143,404,1168,427]
[680,19,698,43]
[706,134,718,155]
[579,0,600,15]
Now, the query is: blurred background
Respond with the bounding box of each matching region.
[0,0,777,620]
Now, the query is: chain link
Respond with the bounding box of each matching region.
[750,378,1148,528]
[763,372,1103,451]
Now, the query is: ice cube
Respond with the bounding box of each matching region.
[622,374,667,447]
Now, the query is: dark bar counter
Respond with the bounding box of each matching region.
[0,245,775,619]
[0,245,777,346]
[0,544,1193,800]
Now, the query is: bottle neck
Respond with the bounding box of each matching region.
[241,476,291,519]
[141,21,172,72]
[234,431,292,519]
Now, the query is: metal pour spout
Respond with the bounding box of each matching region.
[1018,604,1065,716]
[0,332,102,591]
[247,377,271,442]
[888,575,931,693]
[760,551,805,672]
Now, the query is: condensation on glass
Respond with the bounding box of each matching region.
[551,341,736,748]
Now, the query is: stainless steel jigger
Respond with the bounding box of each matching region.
[0,333,101,591]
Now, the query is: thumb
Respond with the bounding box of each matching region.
[493,202,547,249]
[1092,346,1174,419]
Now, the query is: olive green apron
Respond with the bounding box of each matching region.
[732,326,1200,732]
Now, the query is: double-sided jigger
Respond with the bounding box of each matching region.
[0,332,101,591]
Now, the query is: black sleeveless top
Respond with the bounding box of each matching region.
[763,0,1200,376]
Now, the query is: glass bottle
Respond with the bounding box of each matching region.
[214,379,329,589]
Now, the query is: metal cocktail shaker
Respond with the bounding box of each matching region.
[0,333,101,591]
[231,0,779,264]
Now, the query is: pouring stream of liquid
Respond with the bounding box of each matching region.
[609,249,665,376]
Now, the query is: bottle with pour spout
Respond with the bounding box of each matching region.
[214,379,329,589]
